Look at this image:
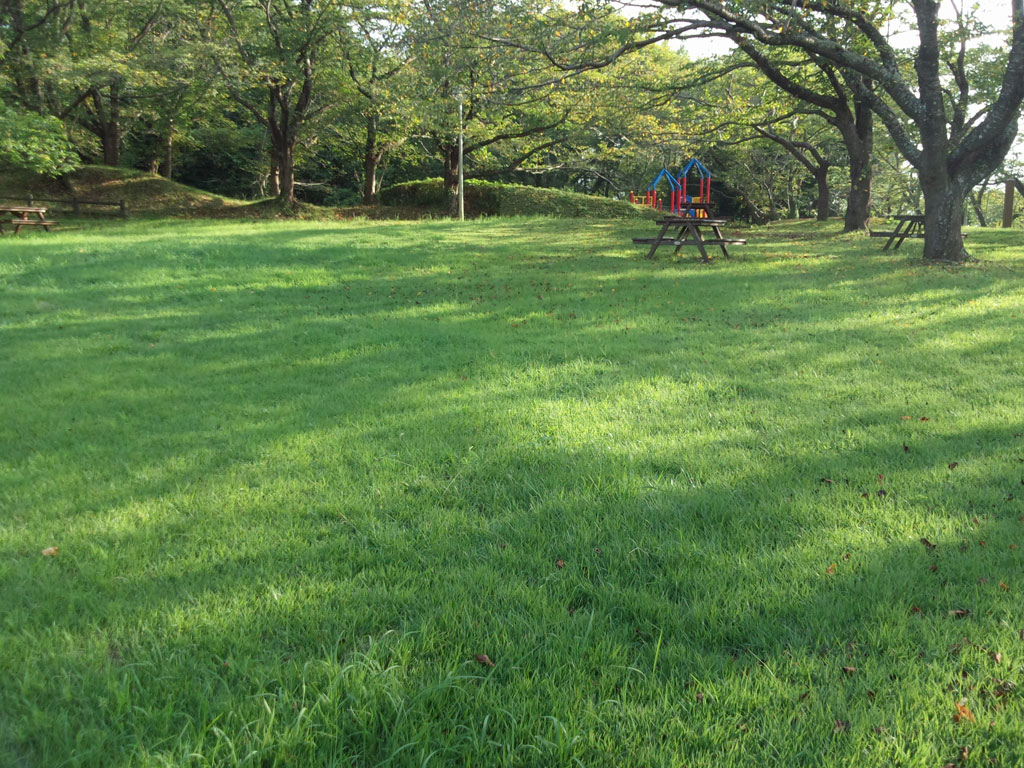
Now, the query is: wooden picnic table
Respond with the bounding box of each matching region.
[0,205,58,235]
[632,216,747,262]
[869,214,924,250]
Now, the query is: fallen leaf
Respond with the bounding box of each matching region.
[949,609,971,619]
[555,559,565,569]
[911,606,922,613]
[842,666,856,676]
[1000,582,1009,591]
[949,462,959,470]
[826,563,836,575]
[833,719,849,733]
[867,689,875,698]
[696,692,704,703]
[843,553,851,561]
[903,443,910,452]
[41,546,59,557]
[992,651,1003,664]
[474,654,496,667]
[979,540,987,547]
[820,477,834,484]
[954,701,975,723]
[930,564,939,572]
[921,417,930,422]
[920,537,937,550]
[901,416,911,420]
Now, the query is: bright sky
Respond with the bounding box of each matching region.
[611,1,1016,59]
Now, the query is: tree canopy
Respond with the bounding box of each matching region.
[1,0,1022,248]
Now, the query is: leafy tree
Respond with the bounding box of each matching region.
[0,102,78,175]
[654,0,1024,261]
[206,0,353,203]
[342,0,417,204]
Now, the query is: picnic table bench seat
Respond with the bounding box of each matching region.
[632,236,747,246]
[869,230,924,238]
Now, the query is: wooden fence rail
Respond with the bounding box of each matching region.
[17,196,127,217]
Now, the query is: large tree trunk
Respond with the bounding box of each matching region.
[100,120,120,166]
[921,178,969,262]
[268,148,281,198]
[277,140,296,204]
[92,82,121,167]
[363,115,380,205]
[838,97,873,231]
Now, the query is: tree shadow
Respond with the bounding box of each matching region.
[2,219,1023,766]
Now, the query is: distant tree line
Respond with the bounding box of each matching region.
[2,0,1022,259]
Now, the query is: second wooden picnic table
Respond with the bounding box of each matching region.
[869,214,924,250]
[633,215,747,262]
[0,205,58,235]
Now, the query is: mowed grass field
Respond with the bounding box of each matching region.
[1,217,1023,767]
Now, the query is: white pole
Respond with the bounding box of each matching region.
[458,99,465,221]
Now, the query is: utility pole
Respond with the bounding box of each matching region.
[1004,180,1015,228]
[458,97,465,221]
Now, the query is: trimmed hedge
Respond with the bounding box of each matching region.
[379,178,653,219]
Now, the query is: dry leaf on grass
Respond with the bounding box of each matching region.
[41,546,59,557]
[954,701,975,723]
[474,654,496,667]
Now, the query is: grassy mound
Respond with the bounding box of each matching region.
[380,178,654,218]
[0,164,255,217]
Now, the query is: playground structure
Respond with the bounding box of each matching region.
[630,158,712,217]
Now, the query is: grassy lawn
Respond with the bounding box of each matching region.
[2,217,1023,767]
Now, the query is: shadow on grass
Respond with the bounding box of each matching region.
[2,219,1023,766]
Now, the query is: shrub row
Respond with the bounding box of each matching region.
[379,178,652,219]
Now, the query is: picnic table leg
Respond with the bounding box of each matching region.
[672,225,690,255]
[895,220,919,250]
[690,224,711,263]
[646,220,672,259]
[711,224,730,258]
[883,219,905,251]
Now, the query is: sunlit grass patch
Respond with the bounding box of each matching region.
[1,218,1023,767]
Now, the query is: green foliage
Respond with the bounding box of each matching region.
[0,104,78,177]
[2,218,1024,765]
[380,178,652,217]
